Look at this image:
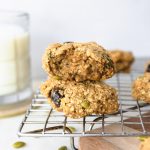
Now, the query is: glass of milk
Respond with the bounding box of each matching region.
[0,11,32,105]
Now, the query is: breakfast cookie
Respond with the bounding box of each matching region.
[132,73,150,103]
[40,77,119,118]
[108,50,134,73]
[42,42,115,82]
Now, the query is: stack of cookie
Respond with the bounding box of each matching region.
[41,42,119,118]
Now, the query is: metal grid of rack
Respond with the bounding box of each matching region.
[18,75,150,137]
[18,58,150,149]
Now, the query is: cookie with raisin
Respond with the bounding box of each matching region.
[40,77,119,118]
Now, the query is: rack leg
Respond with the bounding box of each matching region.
[70,137,78,150]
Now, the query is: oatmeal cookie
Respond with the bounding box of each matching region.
[108,50,134,73]
[40,77,119,118]
[42,42,115,82]
[132,73,150,103]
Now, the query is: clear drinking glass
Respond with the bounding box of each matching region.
[0,11,32,106]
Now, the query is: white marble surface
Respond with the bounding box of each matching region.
[0,114,74,150]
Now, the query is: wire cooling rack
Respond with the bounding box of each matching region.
[18,58,150,150]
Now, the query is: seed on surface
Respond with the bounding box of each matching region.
[58,145,67,150]
[12,141,26,149]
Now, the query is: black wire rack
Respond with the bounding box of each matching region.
[18,58,150,150]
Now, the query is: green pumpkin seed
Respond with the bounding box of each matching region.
[12,141,26,148]
[48,53,51,59]
[58,145,67,150]
[54,76,61,80]
[68,126,76,132]
[138,136,149,141]
[81,101,90,108]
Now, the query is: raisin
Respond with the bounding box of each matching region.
[146,64,150,72]
[50,88,64,107]
[63,41,73,44]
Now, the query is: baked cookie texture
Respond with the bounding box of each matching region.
[132,73,150,103]
[108,50,134,73]
[40,77,119,118]
[42,42,115,82]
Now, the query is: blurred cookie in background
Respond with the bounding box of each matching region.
[108,50,134,73]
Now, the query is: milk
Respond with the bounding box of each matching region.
[0,25,30,96]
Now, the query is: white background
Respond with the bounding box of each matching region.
[0,0,150,78]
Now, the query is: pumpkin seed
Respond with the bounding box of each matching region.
[54,76,61,80]
[81,101,90,108]
[58,145,67,150]
[68,126,76,132]
[48,53,51,59]
[138,136,149,141]
[12,141,26,148]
